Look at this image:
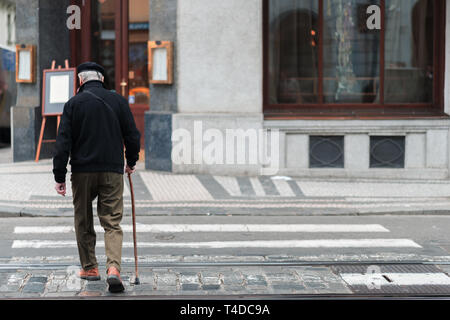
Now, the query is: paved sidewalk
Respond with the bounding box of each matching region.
[1,157,450,216]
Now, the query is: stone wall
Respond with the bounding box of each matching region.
[177,0,262,114]
[145,0,178,171]
[266,119,450,179]
[12,0,70,162]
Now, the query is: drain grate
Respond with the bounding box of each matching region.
[347,284,450,295]
[332,264,450,295]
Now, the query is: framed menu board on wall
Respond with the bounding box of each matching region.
[15,45,36,83]
[148,41,173,85]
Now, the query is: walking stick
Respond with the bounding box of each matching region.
[127,172,140,285]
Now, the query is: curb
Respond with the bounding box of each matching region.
[0,205,72,218]
[1,205,449,218]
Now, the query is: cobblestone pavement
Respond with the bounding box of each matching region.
[0,257,354,298]
[1,159,450,216]
[2,256,450,298]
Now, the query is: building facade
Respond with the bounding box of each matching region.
[0,0,16,145]
[11,0,450,180]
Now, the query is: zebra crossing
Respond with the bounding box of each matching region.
[9,223,422,252]
[7,219,450,295]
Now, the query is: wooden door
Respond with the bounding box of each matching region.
[72,0,149,151]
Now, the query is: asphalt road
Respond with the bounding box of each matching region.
[1,215,450,263]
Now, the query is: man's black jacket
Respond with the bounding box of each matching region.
[53,80,141,183]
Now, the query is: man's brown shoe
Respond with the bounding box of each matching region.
[78,268,101,281]
[107,266,125,293]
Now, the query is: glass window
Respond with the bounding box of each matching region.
[384,0,434,103]
[128,0,149,106]
[268,0,319,104]
[323,0,380,103]
[0,48,16,144]
[266,0,442,114]
[91,0,116,91]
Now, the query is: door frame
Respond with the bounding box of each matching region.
[70,0,129,96]
[115,0,129,96]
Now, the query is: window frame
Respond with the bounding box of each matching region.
[263,0,447,119]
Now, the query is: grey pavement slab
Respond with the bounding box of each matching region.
[133,284,156,293]
[237,177,256,196]
[258,176,280,196]
[196,175,232,200]
[200,272,221,286]
[220,271,244,286]
[22,282,45,294]
[223,285,247,292]
[243,274,268,286]
[265,272,299,284]
[152,285,177,292]
[287,180,305,197]
[181,283,200,291]
[155,272,177,287]
[202,284,221,290]
[129,173,153,200]
[28,276,47,283]
[85,281,107,292]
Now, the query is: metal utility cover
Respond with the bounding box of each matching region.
[332,264,450,295]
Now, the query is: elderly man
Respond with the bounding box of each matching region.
[53,62,141,293]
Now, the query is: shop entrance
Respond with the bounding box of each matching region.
[71,0,150,155]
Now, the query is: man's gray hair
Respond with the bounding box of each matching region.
[78,70,103,83]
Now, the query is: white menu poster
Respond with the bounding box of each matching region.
[153,47,168,81]
[18,50,31,80]
[49,75,70,104]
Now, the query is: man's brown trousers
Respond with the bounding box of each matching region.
[71,172,124,272]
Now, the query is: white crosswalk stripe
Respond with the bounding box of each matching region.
[11,223,422,249]
[14,224,390,234]
[12,239,421,249]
